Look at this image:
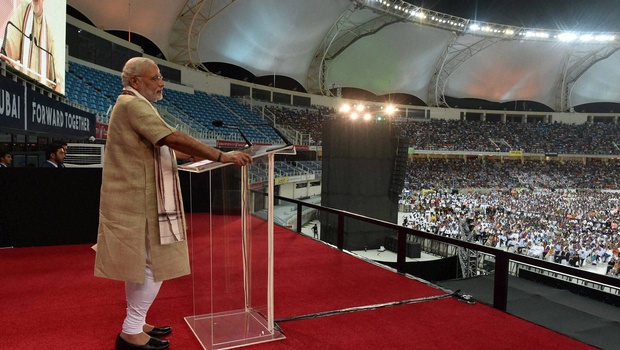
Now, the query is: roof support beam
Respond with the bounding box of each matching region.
[557,46,620,112]
[168,0,236,71]
[428,36,503,107]
[307,1,401,95]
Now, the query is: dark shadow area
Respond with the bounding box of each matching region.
[67,5,95,26]
[574,102,620,113]
[444,96,554,112]
[437,274,620,349]
[0,168,101,247]
[254,75,306,93]
[204,62,256,82]
[107,31,166,60]
[380,256,459,282]
[377,93,426,106]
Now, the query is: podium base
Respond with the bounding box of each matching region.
[185,309,285,350]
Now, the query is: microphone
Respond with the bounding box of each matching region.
[30,32,57,84]
[1,21,19,55]
[212,120,271,127]
[212,120,293,146]
[2,21,13,55]
[1,21,56,84]
[2,21,33,55]
[211,120,253,148]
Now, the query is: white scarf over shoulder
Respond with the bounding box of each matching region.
[123,86,186,245]
[21,2,49,84]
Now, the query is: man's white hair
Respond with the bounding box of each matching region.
[121,57,156,87]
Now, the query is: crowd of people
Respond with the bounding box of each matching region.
[266,105,620,155]
[402,119,620,155]
[265,105,333,145]
[261,105,620,276]
[399,187,620,277]
[404,158,620,190]
[401,157,620,276]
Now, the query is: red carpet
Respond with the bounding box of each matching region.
[0,215,595,349]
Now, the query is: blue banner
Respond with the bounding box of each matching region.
[0,74,95,138]
[0,74,26,131]
[27,91,95,138]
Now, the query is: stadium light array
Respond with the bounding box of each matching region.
[367,0,467,31]
[523,31,550,39]
[339,102,399,122]
[557,32,578,42]
[363,0,619,44]
[339,104,351,113]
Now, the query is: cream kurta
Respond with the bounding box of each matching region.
[94,94,190,283]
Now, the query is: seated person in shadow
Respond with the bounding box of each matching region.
[41,142,65,168]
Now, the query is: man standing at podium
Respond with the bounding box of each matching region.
[94,57,252,350]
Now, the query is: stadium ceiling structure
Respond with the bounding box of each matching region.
[67,0,620,112]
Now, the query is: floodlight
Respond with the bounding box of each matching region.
[595,35,614,42]
[558,33,577,42]
[580,34,594,42]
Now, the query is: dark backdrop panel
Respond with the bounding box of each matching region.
[518,268,620,307]
[382,256,459,282]
[0,166,241,247]
[0,168,102,247]
[320,119,401,249]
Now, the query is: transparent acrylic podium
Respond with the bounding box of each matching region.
[179,143,295,350]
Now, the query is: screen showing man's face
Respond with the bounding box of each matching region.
[33,0,45,17]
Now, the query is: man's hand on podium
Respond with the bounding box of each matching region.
[221,151,253,167]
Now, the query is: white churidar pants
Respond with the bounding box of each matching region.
[122,238,162,335]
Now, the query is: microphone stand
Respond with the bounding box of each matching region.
[1,20,57,89]
[32,35,57,85]
[1,21,10,56]
[212,121,253,149]
[212,120,294,148]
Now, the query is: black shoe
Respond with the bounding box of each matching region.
[115,334,170,350]
[146,326,172,338]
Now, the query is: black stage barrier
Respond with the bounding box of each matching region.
[518,268,620,307]
[381,256,459,282]
[384,236,421,258]
[320,119,404,250]
[0,167,241,247]
[0,168,102,247]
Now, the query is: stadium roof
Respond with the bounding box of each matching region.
[67,0,620,112]
[406,0,620,32]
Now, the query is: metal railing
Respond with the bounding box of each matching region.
[275,195,620,311]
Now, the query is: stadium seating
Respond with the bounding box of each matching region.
[65,61,282,144]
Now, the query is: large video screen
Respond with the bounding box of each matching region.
[1,0,66,95]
